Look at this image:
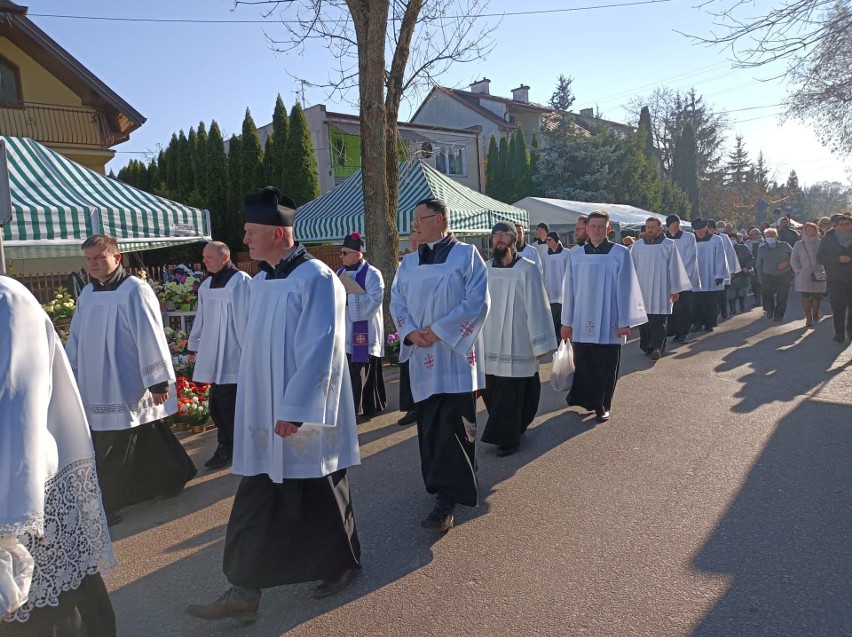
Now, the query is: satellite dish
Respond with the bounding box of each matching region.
[421,142,434,159]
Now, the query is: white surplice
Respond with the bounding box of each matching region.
[519,243,544,276]
[390,241,490,403]
[695,237,729,292]
[65,277,177,431]
[188,270,251,384]
[630,238,692,314]
[0,277,114,623]
[668,231,702,291]
[483,257,558,377]
[542,249,570,303]
[339,261,384,358]
[716,233,738,284]
[534,240,550,263]
[233,260,360,482]
[561,243,648,344]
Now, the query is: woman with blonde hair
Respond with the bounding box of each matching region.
[790,221,827,326]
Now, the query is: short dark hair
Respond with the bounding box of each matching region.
[588,210,610,224]
[81,234,119,254]
[415,198,449,229]
[576,214,589,224]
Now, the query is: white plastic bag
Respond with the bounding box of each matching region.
[550,339,575,392]
[0,535,34,618]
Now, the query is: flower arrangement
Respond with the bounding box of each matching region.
[157,264,205,310]
[164,327,194,376]
[42,287,76,344]
[386,332,401,352]
[174,376,210,428]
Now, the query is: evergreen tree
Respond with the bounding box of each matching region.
[529,133,541,195]
[752,150,769,191]
[147,159,159,193]
[485,135,500,200]
[508,128,531,202]
[156,150,167,191]
[226,134,243,232]
[638,106,655,161]
[725,135,750,187]
[608,130,661,211]
[549,74,576,111]
[187,128,199,198]
[195,121,208,199]
[660,179,693,218]
[266,95,289,190]
[281,102,320,205]
[240,108,265,195]
[165,133,179,193]
[506,132,518,202]
[206,121,230,246]
[495,136,510,202]
[672,122,699,219]
[108,169,116,179]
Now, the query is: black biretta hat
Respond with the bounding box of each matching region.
[692,218,708,230]
[244,187,297,227]
[341,232,365,253]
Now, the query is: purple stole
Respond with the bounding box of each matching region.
[338,262,371,363]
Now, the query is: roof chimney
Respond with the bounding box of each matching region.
[511,84,530,104]
[469,78,491,94]
[579,108,594,118]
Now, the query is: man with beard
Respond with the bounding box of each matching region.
[691,219,729,332]
[65,235,197,527]
[187,241,251,470]
[630,217,691,360]
[514,223,543,276]
[560,211,646,422]
[391,198,489,532]
[337,232,386,420]
[665,215,700,343]
[186,188,362,623]
[573,215,589,247]
[481,223,556,456]
[542,231,570,340]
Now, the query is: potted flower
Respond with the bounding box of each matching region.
[174,376,210,433]
[385,331,401,365]
[42,286,76,335]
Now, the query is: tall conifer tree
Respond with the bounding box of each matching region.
[672,122,699,219]
[266,95,289,190]
[485,135,500,199]
[495,136,510,202]
[240,108,265,195]
[281,102,320,205]
[206,121,229,245]
[226,134,244,246]
[177,130,193,199]
[195,122,208,199]
[165,133,179,193]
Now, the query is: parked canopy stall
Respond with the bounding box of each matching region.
[513,196,692,242]
[296,159,528,243]
[0,136,211,271]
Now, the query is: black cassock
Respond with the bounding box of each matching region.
[481,373,541,448]
[567,343,621,414]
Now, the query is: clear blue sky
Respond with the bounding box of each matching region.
[26,0,850,186]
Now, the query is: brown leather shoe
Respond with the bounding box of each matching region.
[185,587,260,622]
[312,565,361,598]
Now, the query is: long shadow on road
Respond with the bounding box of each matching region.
[691,399,852,636]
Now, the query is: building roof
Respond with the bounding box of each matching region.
[324,110,480,144]
[0,2,145,144]
[572,110,634,136]
[411,87,519,131]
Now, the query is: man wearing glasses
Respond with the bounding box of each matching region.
[390,198,490,532]
[337,232,386,419]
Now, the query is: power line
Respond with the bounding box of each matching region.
[28,1,675,25]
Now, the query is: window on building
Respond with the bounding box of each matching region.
[435,145,465,177]
[0,56,22,104]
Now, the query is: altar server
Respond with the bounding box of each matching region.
[691,219,730,332]
[542,231,570,340]
[665,215,701,342]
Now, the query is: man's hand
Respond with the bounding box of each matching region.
[670,293,680,303]
[536,353,546,360]
[151,392,169,406]
[420,327,440,344]
[839,255,852,264]
[408,331,431,348]
[777,261,789,270]
[560,326,573,341]
[274,420,300,438]
[187,353,197,363]
[615,327,631,338]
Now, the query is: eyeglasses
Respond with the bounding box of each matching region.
[339,250,358,256]
[412,214,439,225]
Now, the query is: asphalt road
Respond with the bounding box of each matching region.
[105,300,852,637]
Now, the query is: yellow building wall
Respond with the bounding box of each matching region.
[0,37,83,107]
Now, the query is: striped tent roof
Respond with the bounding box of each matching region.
[295,159,528,242]
[0,136,211,259]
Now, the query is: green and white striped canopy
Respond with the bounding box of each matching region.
[295,159,528,242]
[0,136,211,259]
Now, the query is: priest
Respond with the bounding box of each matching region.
[1,276,116,635]
[336,231,386,419]
[390,198,490,533]
[665,214,701,343]
[533,222,551,261]
[187,241,251,469]
[514,223,543,276]
[186,188,361,624]
[560,211,647,422]
[542,231,570,340]
[691,219,730,332]
[482,223,556,456]
[65,235,197,526]
[397,230,420,427]
[630,217,691,360]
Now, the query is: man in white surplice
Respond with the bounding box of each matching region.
[336,232,386,418]
[665,214,701,343]
[515,222,544,277]
[691,219,730,332]
[187,241,251,469]
[391,197,490,533]
[710,219,739,320]
[560,211,647,423]
[630,217,691,360]
[65,235,196,526]
[542,231,570,340]
[186,187,361,624]
[481,223,556,456]
[1,277,115,633]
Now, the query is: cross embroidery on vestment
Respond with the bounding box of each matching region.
[585,321,596,332]
[397,315,407,327]
[466,349,477,366]
[424,354,435,370]
[459,321,475,337]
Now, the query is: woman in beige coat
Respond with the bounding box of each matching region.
[790,222,827,326]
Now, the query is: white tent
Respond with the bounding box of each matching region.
[513,197,691,239]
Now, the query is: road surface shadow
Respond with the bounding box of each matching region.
[691,400,852,636]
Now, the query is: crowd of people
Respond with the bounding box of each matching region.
[2,186,850,632]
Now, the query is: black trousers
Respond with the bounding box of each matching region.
[481,373,541,448]
[750,274,762,304]
[762,274,793,319]
[693,292,718,330]
[550,303,563,341]
[668,290,693,337]
[398,360,414,412]
[827,278,852,339]
[717,288,730,318]
[348,354,386,416]
[567,342,621,414]
[639,314,668,352]
[209,383,237,451]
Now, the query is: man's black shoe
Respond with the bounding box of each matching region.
[496,445,517,457]
[106,511,122,527]
[397,410,417,426]
[313,565,362,598]
[204,445,232,470]
[595,410,610,423]
[421,506,454,532]
[185,587,260,623]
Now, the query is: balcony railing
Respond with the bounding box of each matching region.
[0,101,115,148]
